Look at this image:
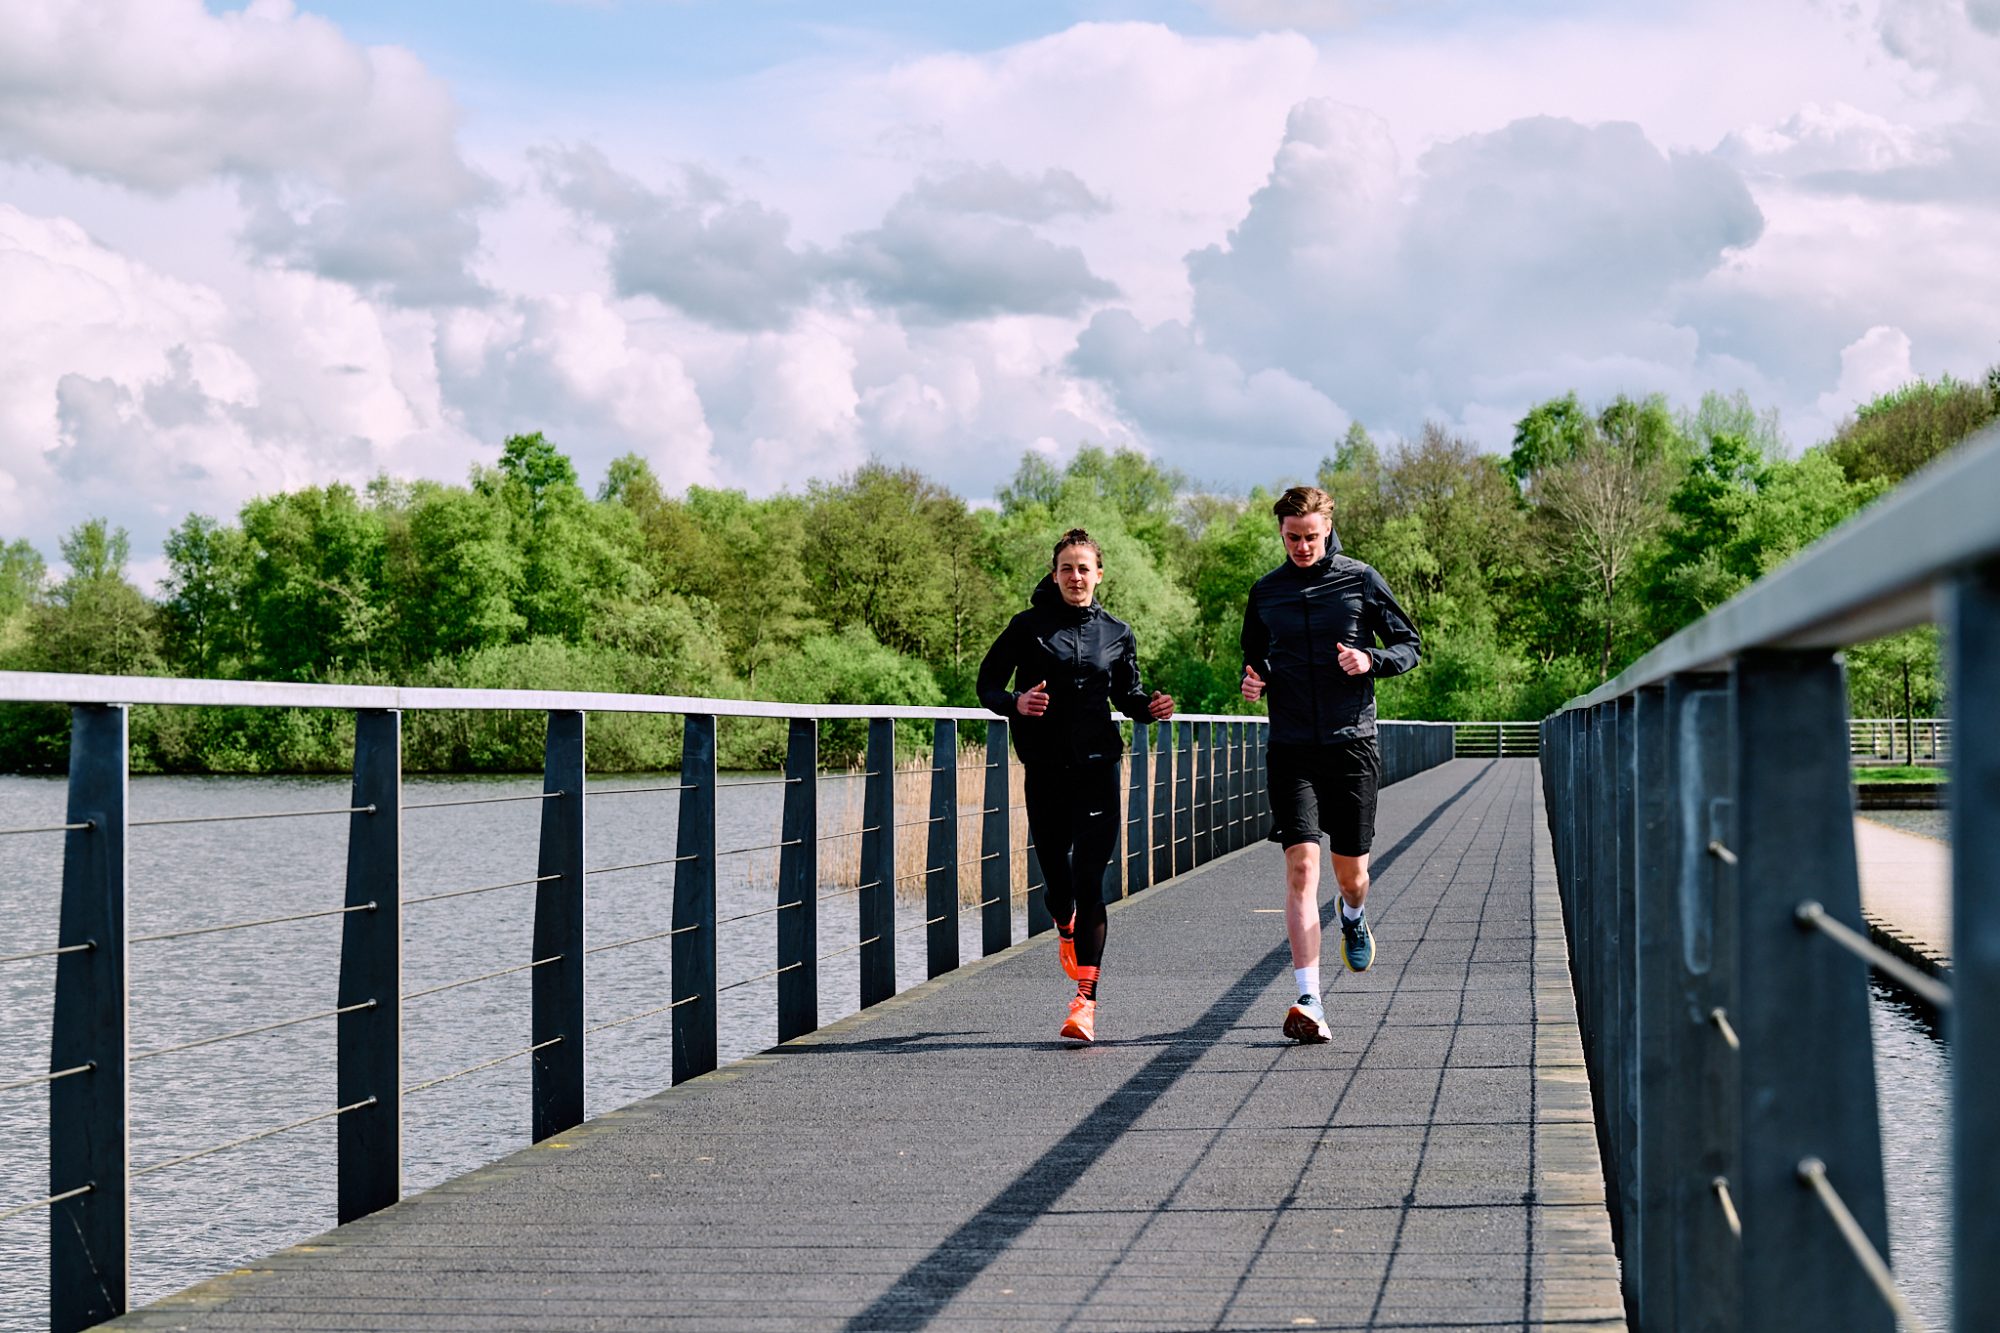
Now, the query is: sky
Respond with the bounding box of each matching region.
[3,0,1998,584]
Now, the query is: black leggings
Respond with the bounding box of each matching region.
[1023,760,1120,971]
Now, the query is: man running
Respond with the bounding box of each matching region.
[1241,485,1421,1043]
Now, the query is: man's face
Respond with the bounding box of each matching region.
[1279,514,1330,567]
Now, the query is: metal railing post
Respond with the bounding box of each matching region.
[1153,721,1173,883]
[926,721,959,978]
[1126,721,1150,893]
[671,713,716,1084]
[1193,720,1211,865]
[534,710,586,1130]
[1256,724,1270,839]
[50,704,128,1333]
[1216,720,1232,844]
[1732,651,1892,1333]
[981,722,1012,954]
[859,719,897,1005]
[1026,831,1053,936]
[1949,558,1999,1332]
[1612,694,1640,1281]
[1102,744,1124,903]
[1663,672,1740,1333]
[777,719,818,1042]
[1175,720,1194,876]
[337,708,399,1222]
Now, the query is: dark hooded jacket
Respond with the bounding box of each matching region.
[978,578,1154,767]
[1240,529,1421,746]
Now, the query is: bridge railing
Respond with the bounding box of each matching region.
[1850,716,1950,764]
[1446,720,1542,758]
[0,671,1454,1331]
[1541,422,1998,1332]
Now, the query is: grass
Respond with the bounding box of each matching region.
[1853,766,1947,784]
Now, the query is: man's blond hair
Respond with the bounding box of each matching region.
[1271,485,1334,522]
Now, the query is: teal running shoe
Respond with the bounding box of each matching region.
[1340,911,1375,973]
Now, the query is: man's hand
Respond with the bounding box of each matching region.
[1337,643,1372,677]
[1017,681,1050,716]
[1147,690,1175,721]
[1241,664,1266,702]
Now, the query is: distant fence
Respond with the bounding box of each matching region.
[1447,721,1541,758]
[1541,421,1998,1331]
[0,671,1453,1331]
[1850,717,1950,763]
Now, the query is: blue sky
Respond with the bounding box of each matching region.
[3,0,1997,581]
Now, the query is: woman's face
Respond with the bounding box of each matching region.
[1053,544,1103,607]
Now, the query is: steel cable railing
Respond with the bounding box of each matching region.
[131,901,375,945]
[130,1098,377,1179]
[0,682,1347,1331]
[131,1002,376,1063]
[404,1040,561,1097]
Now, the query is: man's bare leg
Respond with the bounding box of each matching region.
[1331,851,1375,971]
[1285,842,1322,969]
[1282,843,1332,1041]
[1331,852,1370,911]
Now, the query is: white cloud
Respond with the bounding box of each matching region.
[834,194,1119,322]
[902,162,1109,222]
[536,145,821,331]
[1069,309,1348,462]
[1816,325,1915,425]
[0,0,491,304]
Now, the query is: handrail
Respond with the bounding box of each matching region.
[1563,419,2000,710]
[0,668,1267,721]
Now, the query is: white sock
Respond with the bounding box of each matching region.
[1342,902,1364,923]
[1294,965,1320,999]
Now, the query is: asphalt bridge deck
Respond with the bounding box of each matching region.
[117,758,1624,1332]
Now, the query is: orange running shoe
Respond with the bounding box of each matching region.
[1057,913,1079,980]
[1061,995,1096,1043]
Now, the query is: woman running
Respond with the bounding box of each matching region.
[978,528,1174,1043]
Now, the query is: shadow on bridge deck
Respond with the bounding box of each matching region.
[114,758,1622,1333]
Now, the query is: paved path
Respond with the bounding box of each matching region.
[117,759,1621,1332]
[1854,816,1952,972]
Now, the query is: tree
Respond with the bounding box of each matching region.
[0,538,44,620]
[161,514,248,677]
[32,519,161,675]
[477,432,646,644]
[1827,370,2000,485]
[1513,401,1679,683]
[239,484,391,680]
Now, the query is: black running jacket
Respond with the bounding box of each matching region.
[1240,531,1421,745]
[977,578,1154,767]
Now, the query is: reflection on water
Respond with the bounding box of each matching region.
[0,769,1029,1328]
[1872,980,1950,1333]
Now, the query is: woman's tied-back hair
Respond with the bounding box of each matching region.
[1051,527,1103,569]
[1271,485,1335,522]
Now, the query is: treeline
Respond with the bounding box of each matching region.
[1,368,1993,773]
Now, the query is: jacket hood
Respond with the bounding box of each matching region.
[1281,526,1345,574]
[1030,576,1096,615]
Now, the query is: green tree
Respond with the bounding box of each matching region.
[383,483,526,664]
[239,484,391,680]
[478,432,646,643]
[161,514,249,677]
[1827,370,2000,485]
[32,519,161,675]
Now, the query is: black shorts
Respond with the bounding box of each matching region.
[1266,738,1381,857]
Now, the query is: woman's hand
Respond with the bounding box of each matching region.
[1147,691,1174,721]
[1016,681,1050,716]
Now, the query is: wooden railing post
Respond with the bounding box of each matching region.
[1126,722,1150,893]
[859,720,896,1006]
[534,710,586,1131]
[981,722,1012,955]
[1733,652,1891,1333]
[776,719,818,1042]
[671,714,716,1084]
[1174,721,1194,876]
[926,722,959,978]
[337,709,400,1221]
[50,704,128,1333]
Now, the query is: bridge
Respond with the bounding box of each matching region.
[2,423,1996,1331]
